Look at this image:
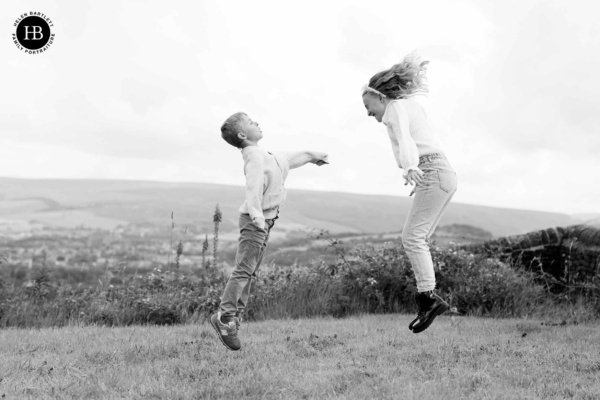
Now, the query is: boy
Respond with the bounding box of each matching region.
[211,112,328,351]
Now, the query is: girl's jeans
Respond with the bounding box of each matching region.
[219,213,276,319]
[402,154,457,293]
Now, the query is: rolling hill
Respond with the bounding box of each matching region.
[0,177,584,238]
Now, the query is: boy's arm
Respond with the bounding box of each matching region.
[244,152,266,229]
[283,151,329,170]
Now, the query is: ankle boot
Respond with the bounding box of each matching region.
[408,290,449,334]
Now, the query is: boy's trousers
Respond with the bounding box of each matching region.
[219,213,276,318]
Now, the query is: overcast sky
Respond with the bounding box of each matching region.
[1,0,599,215]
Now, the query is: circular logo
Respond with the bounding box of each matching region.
[12,12,55,54]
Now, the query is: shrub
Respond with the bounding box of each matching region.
[246,240,559,320]
[1,230,597,329]
[0,266,226,328]
[433,248,548,316]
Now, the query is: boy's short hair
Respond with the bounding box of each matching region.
[221,112,248,148]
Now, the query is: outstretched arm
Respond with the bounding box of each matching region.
[283,151,329,169]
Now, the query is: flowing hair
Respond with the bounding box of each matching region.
[364,51,429,99]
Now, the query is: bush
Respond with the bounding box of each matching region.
[1,233,597,329]
[245,240,562,320]
[434,248,548,316]
[0,266,226,328]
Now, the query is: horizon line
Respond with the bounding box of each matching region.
[0,175,598,218]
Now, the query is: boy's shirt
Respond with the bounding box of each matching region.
[239,146,290,229]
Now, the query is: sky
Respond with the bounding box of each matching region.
[1,0,599,215]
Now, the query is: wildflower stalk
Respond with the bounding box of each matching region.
[202,235,209,268]
[175,241,183,272]
[213,204,222,266]
[168,211,175,271]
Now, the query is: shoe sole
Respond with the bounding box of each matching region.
[210,315,240,351]
[412,302,449,334]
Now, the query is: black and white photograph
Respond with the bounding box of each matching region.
[1,0,599,398]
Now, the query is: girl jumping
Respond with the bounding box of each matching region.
[361,52,458,333]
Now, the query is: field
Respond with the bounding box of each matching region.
[1,314,599,399]
[1,179,598,399]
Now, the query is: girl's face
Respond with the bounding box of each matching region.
[362,93,387,123]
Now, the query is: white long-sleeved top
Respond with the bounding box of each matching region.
[238,146,290,229]
[381,95,444,176]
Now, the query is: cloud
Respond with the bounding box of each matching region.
[0,0,598,214]
[455,0,600,156]
[121,79,170,116]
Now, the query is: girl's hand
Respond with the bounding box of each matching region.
[404,169,424,195]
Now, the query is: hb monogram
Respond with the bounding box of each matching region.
[23,26,44,40]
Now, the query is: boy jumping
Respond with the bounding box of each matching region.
[210,112,328,351]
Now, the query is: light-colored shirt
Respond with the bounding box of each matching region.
[381,95,444,176]
[238,146,290,229]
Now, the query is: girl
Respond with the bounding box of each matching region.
[362,52,457,334]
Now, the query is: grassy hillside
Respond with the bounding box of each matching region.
[1,316,598,399]
[0,177,581,237]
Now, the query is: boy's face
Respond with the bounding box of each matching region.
[237,115,263,143]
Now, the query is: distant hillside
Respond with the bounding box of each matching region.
[0,177,582,238]
[573,214,600,225]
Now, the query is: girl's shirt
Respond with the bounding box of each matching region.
[381,94,444,176]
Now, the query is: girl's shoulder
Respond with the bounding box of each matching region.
[405,92,428,107]
[385,98,412,115]
[383,97,428,124]
[396,94,428,114]
[389,96,424,106]
[387,98,408,108]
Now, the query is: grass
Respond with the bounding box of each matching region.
[1,315,599,399]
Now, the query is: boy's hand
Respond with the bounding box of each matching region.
[252,217,266,230]
[313,152,329,166]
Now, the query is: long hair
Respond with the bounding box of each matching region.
[364,51,429,99]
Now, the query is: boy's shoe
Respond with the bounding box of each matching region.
[408,290,449,334]
[210,312,241,351]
